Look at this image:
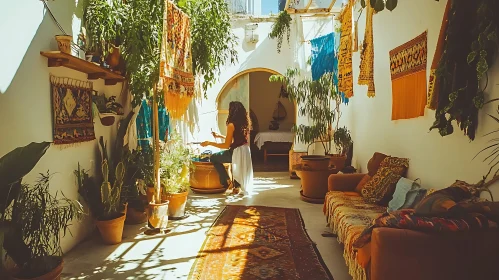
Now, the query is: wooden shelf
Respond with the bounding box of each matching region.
[40,51,125,85]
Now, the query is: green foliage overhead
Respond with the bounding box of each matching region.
[270,69,340,154]
[84,0,238,105]
[175,0,238,97]
[269,10,292,53]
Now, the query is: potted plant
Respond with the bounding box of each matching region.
[120,148,150,224]
[5,173,84,280]
[331,126,353,172]
[270,69,342,203]
[159,132,194,219]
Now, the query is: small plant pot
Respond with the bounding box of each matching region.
[328,154,347,173]
[96,213,126,245]
[10,258,63,280]
[147,201,169,229]
[125,207,147,225]
[163,191,188,219]
[300,155,330,171]
[99,113,116,126]
[106,45,121,69]
[55,35,73,54]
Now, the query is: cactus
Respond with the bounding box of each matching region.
[100,160,112,215]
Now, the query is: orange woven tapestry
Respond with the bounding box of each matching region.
[389,31,428,121]
[338,0,354,98]
[358,1,376,97]
[160,0,195,120]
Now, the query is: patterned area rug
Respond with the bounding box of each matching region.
[189,205,334,280]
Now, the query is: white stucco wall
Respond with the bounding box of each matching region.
[347,0,499,196]
[0,0,123,253]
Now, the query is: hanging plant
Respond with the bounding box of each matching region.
[175,0,238,98]
[269,10,292,54]
[430,0,499,140]
[360,0,440,12]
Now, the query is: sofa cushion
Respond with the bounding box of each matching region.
[361,157,409,205]
[367,152,388,176]
[414,181,478,218]
[355,174,372,193]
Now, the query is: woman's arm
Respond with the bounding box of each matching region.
[202,123,234,149]
[212,131,226,139]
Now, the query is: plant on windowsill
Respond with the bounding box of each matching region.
[269,10,292,54]
[159,131,195,219]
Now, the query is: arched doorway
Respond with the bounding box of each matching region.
[216,68,296,170]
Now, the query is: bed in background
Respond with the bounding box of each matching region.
[254,131,295,164]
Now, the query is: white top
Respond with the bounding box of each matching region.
[254,131,295,149]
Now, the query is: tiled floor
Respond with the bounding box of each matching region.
[62,172,351,280]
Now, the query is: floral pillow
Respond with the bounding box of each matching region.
[361,157,409,205]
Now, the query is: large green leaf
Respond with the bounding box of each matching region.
[0,142,50,213]
[386,0,398,11]
[373,0,385,12]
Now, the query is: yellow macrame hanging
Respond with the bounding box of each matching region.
[358,1,376,97]
[159,0,195,120]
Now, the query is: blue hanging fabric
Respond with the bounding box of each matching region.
[310,32,349,104]
[158,102,170,141]
[136,99,152,149]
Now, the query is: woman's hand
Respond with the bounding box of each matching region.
[211,131,219,138]
[201,141,210,147]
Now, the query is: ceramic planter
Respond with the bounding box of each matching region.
[190,161,229,194]
[96,214,126,245]
[55,35,72,54]
[300,155,330,171]
[329,154,347,173]
[163,191,188,219]
[10,259,64,280]
[147,201,169,229]
[295,165,336,204]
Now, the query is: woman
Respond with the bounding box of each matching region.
[201,101,253,195]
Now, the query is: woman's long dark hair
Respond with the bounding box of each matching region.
[226,101,252,138]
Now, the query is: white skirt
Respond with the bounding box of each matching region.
[231,144,254,195]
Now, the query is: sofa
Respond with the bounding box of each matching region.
[323,152,499,280]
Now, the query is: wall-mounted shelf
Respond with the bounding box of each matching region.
[40,51,125,85]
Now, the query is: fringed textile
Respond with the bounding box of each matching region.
[50,76,95,145]
[136,99,152,149]
[324,191,386,280]
[427,0,452,110]
[338,0,354,98]
[160,0,195,119]
[389,31,428,120]
[358,2,375,97]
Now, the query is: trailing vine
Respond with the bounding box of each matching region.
[269,10,292,54]
[360,0,441,12]
[430,0,499,140]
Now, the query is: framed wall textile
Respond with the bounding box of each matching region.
[160,0,195,120]
[50,76,95,145]
[389,31,428,120]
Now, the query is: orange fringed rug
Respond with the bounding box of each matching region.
[389,31,428,121]
[189,205,334,280]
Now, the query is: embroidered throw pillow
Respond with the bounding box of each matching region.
[355,174,372,193]
[361,157,409,205]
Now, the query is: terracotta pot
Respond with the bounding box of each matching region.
[295,167,336,203]
[10,259,64,280]
[125,207,147,225]
[106,45,121,69]
[164,191,188,218]
[300,155,330,171]
[329,154,347,173]
[147,201,169,229]
[99,114,116,126]
[55,35,72,54]
[189,161,229,194]
[96,214,126,245]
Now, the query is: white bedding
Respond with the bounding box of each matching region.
[254,131,295,149]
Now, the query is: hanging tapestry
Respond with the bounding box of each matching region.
[358,2,376,97]
[50,76,95,145]
[427,0,452,110]
[310,32,349,104]
[337,0,354,98]
[160,0,195,120]
[389,31,428,121]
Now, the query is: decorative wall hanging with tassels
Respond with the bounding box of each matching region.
[159,0,195,120]
[50,75,95,145]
